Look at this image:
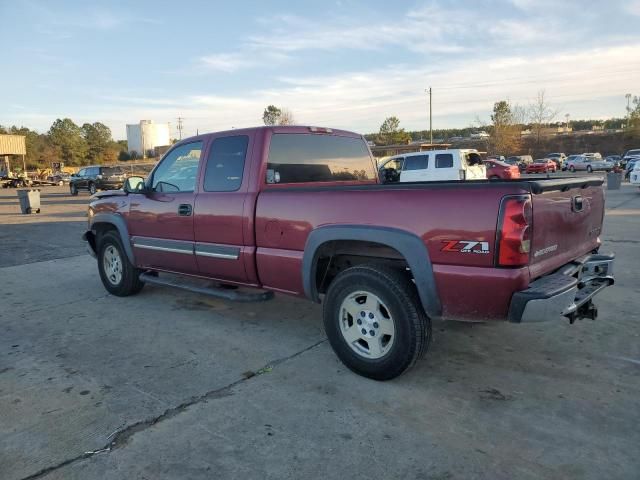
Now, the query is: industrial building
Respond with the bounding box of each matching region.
[126,120,170,156]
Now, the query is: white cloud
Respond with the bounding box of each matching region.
[199,53,256,73]
[626,0,640,15]
[70,42,640,139]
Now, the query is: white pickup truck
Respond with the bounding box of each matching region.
[378,149,486,182]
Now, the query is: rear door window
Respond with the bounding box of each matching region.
[203,135,249,192]
[267,134,375,184]
[435,154,454,168]
[403,155,428,171]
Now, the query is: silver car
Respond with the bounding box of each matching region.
[566,155,611,173]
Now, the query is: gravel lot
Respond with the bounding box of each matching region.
[1,180,639,480]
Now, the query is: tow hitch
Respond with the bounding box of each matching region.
[566,300,598,324]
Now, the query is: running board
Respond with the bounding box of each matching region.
[139,272,274,303]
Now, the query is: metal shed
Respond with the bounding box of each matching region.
[0,134,27,175]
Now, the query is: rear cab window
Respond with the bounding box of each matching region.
[266,134,376,184]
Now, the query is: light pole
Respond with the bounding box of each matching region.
[626,93,632,114]
[565,113,570,132]
[425,87,432,145]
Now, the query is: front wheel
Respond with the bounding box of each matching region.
[570,166,575,173]
[89,182,97,195]
[587,166,593,173]
[323,264,431,380]
[97,231,144,296]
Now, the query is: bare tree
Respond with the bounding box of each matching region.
[278,108,296,125]
[528,90,558,146]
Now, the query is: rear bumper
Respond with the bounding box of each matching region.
[508,253,614,323]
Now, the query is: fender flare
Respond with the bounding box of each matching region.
[302,225,442,319]
[85,213,135,264]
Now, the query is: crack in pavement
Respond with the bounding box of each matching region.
[18,338,328,480]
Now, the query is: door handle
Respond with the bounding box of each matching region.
[178,204,192,216]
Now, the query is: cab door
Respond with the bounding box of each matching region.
[127,141,204,274]
[193,134,254,284]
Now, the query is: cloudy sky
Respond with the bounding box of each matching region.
[1,0,639,139]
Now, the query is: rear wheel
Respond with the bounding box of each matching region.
[323,264,431,380]
[97,231,144,296]
[587,166,593,173]
[70,183,78,196]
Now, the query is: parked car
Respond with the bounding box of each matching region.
[47,173,71,186]
[83,125,614,380]
[546,153,566,168]
[621,149,640,169]
[604,156,621,169]
[470,131,490,139]
[69,166,127,195]
[563,154,580,171]
[625,158,639,180]
[484,159,520,180]
[526,158,557,174]
[378,149,486,182]
[629,162,640,187]
[566,155,611,173]
[506,155,533,171]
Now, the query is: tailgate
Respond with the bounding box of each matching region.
[528,178,604,280]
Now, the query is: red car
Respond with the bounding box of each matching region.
[83,126,614,380]
[526,158,557,174]
[484,159,520,180]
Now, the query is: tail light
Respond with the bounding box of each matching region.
[496,195,532,267]
[459,169,466,180]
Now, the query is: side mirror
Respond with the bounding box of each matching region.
[71,173,77,177]
[124,176,146,193]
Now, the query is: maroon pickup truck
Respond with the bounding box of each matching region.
[83,126,614,380]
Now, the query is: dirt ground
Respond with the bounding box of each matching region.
[0,182,639,480]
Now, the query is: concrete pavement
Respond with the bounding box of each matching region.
[1,184,639,479]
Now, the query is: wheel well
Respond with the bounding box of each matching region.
[314,240,409,295]
[93,222,117,243]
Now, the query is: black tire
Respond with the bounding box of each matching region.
[70,183,78,196]
[97,231,144,296]
[570,166,575,173]
[89,182,97,195]
[323,264,431,381]
[587,166,592,173]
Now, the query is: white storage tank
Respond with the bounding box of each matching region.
[126,120,171,156]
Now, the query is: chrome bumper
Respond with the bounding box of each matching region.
[509,253,614,323]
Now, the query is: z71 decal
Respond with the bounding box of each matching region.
[441,240,490,254]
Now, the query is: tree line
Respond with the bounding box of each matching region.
[367,92,640,156]
[0,118,128,169]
